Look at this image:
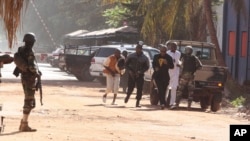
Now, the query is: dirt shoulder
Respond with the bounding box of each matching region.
[0,80,249,141]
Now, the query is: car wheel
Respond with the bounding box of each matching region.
[210,93,222,112]
[81,67,95,81]
[143,81,151,94]
[75,74,84,81]
[200,96,209,110]
[150,80,159,105]
[97,77,106,85]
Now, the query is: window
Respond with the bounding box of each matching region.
[178,45,211,60]
[96,48,117,57]
[241,32,247,57]
[229,31,236,56]
[148,49,160,59]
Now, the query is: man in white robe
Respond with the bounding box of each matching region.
[166,42,181,109]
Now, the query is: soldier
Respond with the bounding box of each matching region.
[176,46,202,110]
[13,32,41,132]
[124,41,149,107]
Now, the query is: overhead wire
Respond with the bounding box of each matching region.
[30,0,57,49]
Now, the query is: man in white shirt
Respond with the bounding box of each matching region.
[166,42,181,109]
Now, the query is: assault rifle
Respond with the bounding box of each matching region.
[35,74,43,106]
[13,67,20,77]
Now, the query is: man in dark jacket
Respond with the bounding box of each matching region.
[124,41,149,107]
[152,46,174,109]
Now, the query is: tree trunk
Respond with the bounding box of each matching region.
[203,0,226,67]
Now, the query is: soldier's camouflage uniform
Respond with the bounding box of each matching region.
[176,54,202,108]
[17,46,39,115]
[13,32,39,132]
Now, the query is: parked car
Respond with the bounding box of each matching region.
[49,47,64,67]
[89,44,160,93]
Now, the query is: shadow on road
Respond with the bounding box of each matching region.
[0,131,21,136]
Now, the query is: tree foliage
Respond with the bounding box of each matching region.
[0,0,28,48]
[103,5,131,27]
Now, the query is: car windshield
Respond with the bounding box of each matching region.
[178,46,211,60]
[126,48,159,60]
[96,48,118,57]
[53,48,64,54]
[149,49,160,59]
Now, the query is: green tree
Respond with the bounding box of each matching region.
[103,5,131,27]
[0,0,28,48]
[136,0,210,45]
[203,0,225,66]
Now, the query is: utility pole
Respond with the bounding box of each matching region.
[30,0,57,49]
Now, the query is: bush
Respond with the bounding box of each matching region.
[230,96,246,107]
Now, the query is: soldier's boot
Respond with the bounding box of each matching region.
[19,120,37,132]
[175,96,181,109]
[175,89,183,109]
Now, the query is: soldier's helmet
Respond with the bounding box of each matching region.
[137,41,144,48]
[184,45,193,55]
[23,32,36,43]
[138,40,144,46]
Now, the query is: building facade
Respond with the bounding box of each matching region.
[223,0,250,85]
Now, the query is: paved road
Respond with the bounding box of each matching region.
[1,62,76,81]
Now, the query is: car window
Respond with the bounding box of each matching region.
[178,46,211,60]
[64,46,99,56]
[65,48,76,55]
[143,51,150,59]
[53,48,64,54]
[77,48,98,56]
[147,49,159,59]
[126,48,155,60]
[96,48,117,57]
